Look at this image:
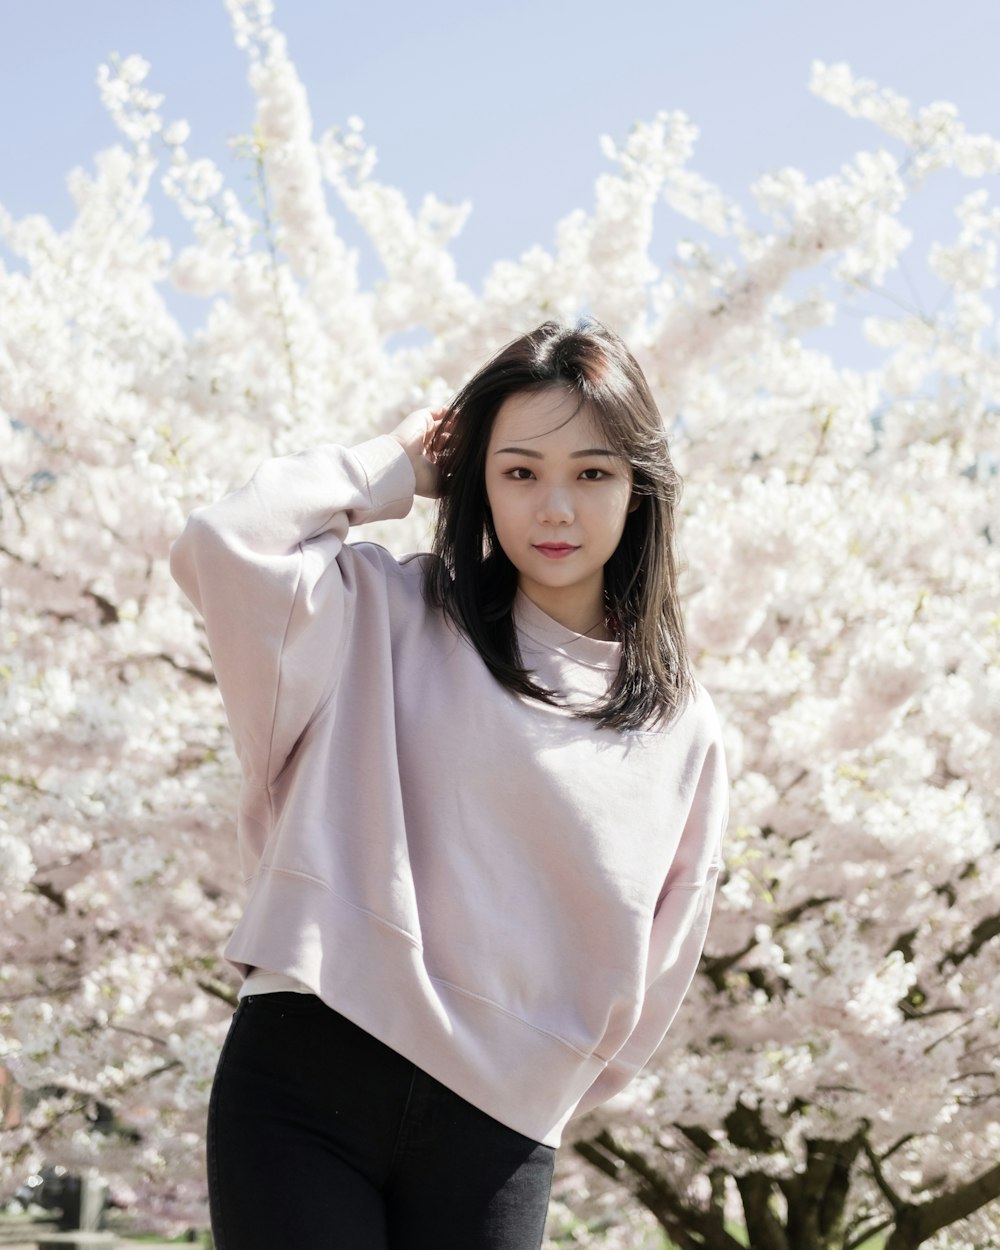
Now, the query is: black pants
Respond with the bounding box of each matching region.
[207,992,555,1249]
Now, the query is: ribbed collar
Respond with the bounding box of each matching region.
[514,590,621,671]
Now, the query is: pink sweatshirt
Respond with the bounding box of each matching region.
[170,435,728,1146]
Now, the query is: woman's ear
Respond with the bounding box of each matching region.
[628,492,641,514]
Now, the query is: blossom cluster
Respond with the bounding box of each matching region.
[1,3,997,1245]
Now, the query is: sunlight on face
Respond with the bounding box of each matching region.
[484,388,635,637]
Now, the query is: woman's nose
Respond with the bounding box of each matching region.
[536,486,574,524]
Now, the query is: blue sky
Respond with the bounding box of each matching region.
[2,0,999,347]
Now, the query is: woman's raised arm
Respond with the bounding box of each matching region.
[169,435,416,788]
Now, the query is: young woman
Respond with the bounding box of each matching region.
[170,320,728,1250]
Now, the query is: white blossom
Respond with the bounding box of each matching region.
[1,14,998,1247]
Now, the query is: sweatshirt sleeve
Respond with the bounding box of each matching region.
[169,435,415,789]
[572,724,729,1119]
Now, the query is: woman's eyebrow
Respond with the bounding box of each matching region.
[493,447,617,458]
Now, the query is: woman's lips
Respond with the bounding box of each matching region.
[534,543,579,559]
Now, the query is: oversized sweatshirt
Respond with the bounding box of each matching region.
[169,435,729,1147]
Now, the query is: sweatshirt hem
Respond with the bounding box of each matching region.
[224,866,608,1146]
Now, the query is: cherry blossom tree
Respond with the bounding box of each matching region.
[1,2,997,1245]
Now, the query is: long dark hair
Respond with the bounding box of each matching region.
[425,319,693,730]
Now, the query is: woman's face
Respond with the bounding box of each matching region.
[484,387,635,636]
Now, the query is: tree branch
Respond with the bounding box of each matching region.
[0,976,82,1004]
[863,1139,906,1213]
[701,937,755,988]
[106,1023,170,1047]
[702,896,836,990]
[725,1100,781,1153]
[881,1134,917,1163]
[884,1162,1000,1250]
[941,911,1000,970]
[575,1129,746,1250]
[197,976,239,1008]
[675,1123,717,1156]
[85,588,120,625]
[31,880,68,911]
[846,1215,895,1250]
[0,469,27,530]
[156,652,217,685]
[24,1057,183,1151]
[0,542,123,627]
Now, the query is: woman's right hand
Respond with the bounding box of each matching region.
[390,407,449,499]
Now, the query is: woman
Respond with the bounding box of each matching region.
[170,319,728,1250]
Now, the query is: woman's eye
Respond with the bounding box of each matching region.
[580,468,607,481]
[509,467,535,480]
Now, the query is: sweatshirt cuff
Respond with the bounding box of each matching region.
[350,435,416,522]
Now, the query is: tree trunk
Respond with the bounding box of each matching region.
[735,1173,789,1250]
[779,1133,864,1250]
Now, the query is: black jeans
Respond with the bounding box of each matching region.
[207,993,555,1249]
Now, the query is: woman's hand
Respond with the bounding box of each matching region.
[390,407,450,499]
